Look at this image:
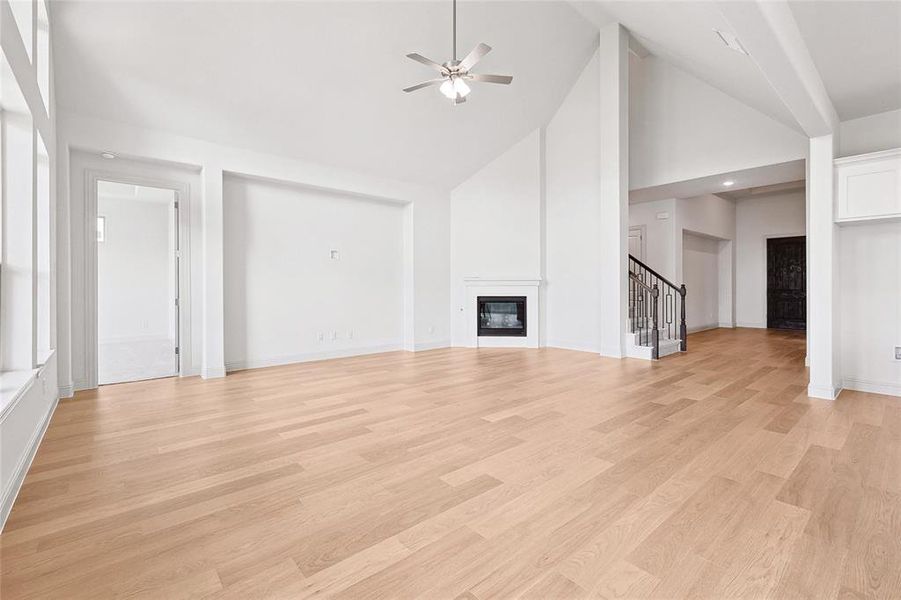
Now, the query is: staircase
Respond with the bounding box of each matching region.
[627,255,687,360]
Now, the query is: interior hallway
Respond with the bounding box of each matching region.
[1,328,899,599]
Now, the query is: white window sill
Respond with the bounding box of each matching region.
[0,369,39,420]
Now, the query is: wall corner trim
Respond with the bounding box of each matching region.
[807,383,841,400]
[201,366,227,379]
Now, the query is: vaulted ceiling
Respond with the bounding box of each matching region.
[572,0,901,129]
[53,1,900,189]
[789,0,901,121]
[52,1,598,188]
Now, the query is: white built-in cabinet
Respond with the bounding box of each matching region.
[834,148,901,224]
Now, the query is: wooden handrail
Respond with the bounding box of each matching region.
[629,254,682,293]
[629,272,657,295]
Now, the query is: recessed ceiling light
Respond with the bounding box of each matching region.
[723,180,735,187]
[100,151,117,159]
[713,29,749,56]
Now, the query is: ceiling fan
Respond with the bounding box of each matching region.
[403,0,513,105]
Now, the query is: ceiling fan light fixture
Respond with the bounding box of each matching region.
[440,79,456,99]
[403,0,512,103]
[453,77,471,98]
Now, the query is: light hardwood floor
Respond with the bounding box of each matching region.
[2,328,900,599]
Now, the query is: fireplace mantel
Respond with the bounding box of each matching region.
[463,277,542,287]
[463,278,540,348]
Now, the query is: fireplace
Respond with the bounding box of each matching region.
[478,296,527,337]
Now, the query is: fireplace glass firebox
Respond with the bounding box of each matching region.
[478,296,527,337]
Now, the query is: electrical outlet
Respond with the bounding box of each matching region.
[895,346,901,360]
[329,249,339,260]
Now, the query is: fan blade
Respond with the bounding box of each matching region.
[458,43,491,71]
[403,78,445,93]
[406,53,447,73]
[468,74,513,85]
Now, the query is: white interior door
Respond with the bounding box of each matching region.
[97,181,179,384]
[628,227,644,260]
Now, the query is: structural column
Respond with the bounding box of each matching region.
[598,23,629,358]
[807,135,840,398]
[201,164,226,378]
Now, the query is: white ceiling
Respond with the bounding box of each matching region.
[789,0,901,121]
[629,159,806,205]
[571,0,901,129]
[570,1,802,130]
[52,1,598,189]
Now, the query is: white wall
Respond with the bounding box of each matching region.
[735,191,806,328]
[57,112,451,392]
[629,54,807,191]
[629,194,735,330]
[628,198,676,281]
[450,130,542,346]
[839,109,901,158]
[682,232,720,332]
[545,49,600,352]
[223,176,405,370]
[675,194,735,328]
[97,189,175,343]
[840,222,901,396]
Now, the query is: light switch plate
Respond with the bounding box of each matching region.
[656,212,670,220]
[895,346,901,360]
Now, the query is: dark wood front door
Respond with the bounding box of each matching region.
[767,236,806,330]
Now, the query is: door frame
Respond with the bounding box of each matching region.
[628,225,646,261]
[84,170,192,388]
[763,232,806,330]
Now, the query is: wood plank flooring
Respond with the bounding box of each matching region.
[2,328,900,599]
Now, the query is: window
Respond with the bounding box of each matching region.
[37,0,50,111]
[1,5,55,406]
[36,133,51,363]
[9,0,33,64]
[1,53,35,373]
[97,216,106,242]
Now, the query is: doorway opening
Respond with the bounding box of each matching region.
[766,235,806,330]
[97,181,180,384]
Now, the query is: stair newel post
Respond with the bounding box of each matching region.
[679,284,687,352]
[651,285,660,360]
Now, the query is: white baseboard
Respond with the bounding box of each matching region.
[598,343,625,359]
[201,366,227,379]
[1,395,59,531]
[58,383,75,398]
[225,342,404,372]
[736,322,767,329]
[545,339,599,354]
[808,383,841,400]
[688,323,719,334]
[842,378,901,398]
[412,340,451,352]
[718,322,735,328]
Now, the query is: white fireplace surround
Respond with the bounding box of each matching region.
[463,278,541,348]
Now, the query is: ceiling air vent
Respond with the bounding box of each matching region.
[714,29,749,56]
